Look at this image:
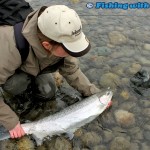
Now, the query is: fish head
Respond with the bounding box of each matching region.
[96,90,113,108]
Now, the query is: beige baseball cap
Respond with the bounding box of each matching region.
[38,5,91,57]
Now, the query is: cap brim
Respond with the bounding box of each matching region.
[62,32,91,57]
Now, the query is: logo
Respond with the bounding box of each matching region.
[72,26,81,36]
[86,3,94,9]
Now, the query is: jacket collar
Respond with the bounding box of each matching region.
[22,6,49,59]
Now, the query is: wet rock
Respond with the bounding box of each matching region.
[141,142,150,150]
[103,131,113,143]
[98,40,106,47]
[121,78,130,86]
[36,145,47,150]
[120,102,137,111]
[127,63,142,75]
[128,40,136,46]
[81,132,102,147]
[120,90,130,100]
[46,137,72,150]
[80,18,87,25]
[74,129,83,138]
[86,120,103,133]
[0,140,17,150]
[130,142,140,150]
[110,137,131,150]
[17,136,35,150]
[98,110,116,127]
[144,44,150,51]
[144,124,150,130]
[129,127,144,140]
[142,108,150,117]
[79,63,88,72]
[139,100,150,107]
[107,43,116,48]
[111,49,135,59]
[135,56,150,66]
[112,127,128,135]
[112,127,130,141]
[73,147,80,150]
[115,26,124,31]
[112,66,124,76]
[127,31,150,43]
[70,0,80,3]
[25,106,44,120]
[89,55,107,68]
[130,69,150,84]
[108,31,127,45]
[93,145,107,150]
[111,51,125,59]
[144,130,150,141]
[85,68,103,83]
[94,46,112,56]
[100,73,121,89]
[114,110,135,127]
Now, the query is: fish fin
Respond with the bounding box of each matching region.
[32,133,46,146]
[65,131,75,140]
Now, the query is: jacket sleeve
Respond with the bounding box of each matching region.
[0,96,19,130]
[0,26,22,130]
[59,56,100,97]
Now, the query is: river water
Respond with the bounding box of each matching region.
[0,0,150,150]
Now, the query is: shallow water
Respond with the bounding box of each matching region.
[1,0,150,149]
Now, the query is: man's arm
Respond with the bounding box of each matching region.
[59,56,100,97]
[0,97,19,130]
[0,97,25,138]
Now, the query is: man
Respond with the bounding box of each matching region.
[0,5,100,139]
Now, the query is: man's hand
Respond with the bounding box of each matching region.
[9,122,25,138]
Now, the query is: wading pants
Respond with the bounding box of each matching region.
[2,70,57,101]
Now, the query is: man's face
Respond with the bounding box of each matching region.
[51,45,69,57]
[42,41,69,57]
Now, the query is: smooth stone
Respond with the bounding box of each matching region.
[108,31,127,45]
[144,44,150,50]
[120,90,130,100]
[81,132,102,147]
[93,145,107,150]
[103,131,113,143]
[114,110,135,127]
[142,108,150,117]
[139,100,150,108]
[17,136,35,150]
[100,73,121,89]
[130,128,144,140]
[110,137,131,150]
[144,131,150,141]
[130,142,140,150]
[46,137,72,150]
[141,142,150,150]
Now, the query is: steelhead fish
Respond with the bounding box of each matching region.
[0,90,113,145]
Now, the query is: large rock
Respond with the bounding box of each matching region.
[100,73,121,89]
[46,137,72,150]
[114,110,135,127]
[81,132,102,147]
[110,137,131,150]
[108,31,127,45]
[17,136,35,150]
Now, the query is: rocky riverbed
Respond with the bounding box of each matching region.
[0,0,150,149]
